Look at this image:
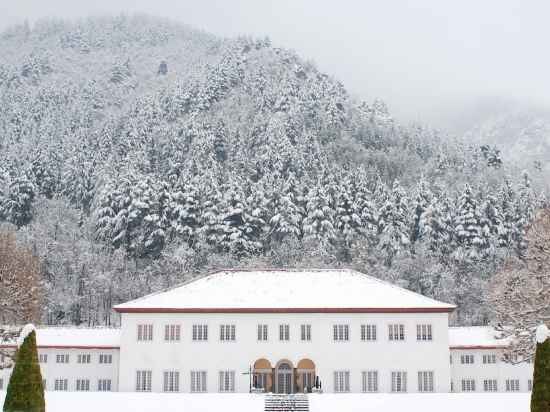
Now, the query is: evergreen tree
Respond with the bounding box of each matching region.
[454,184,484,260]
[3,327,45,412]
[1,174,36,227]
[378,180,410,265]
[531,326,550,412]
[302,184,336,244]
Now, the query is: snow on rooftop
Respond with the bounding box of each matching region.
[449,326,509,348]
[114,269,456,312]
[1,327,120,348]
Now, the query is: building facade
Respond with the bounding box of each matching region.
[0,269,534,394]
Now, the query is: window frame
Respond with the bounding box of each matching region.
[417,371,434,392]
[333,324,350,342]
[391,371,408,393]
[388,324,406,342]
[362,370,378,393]
[163,370,180,393]
[416,324,433,341]
[191,370,208,393]
[136,370,153,392]
[218,370,236,393]
[192,324,209,342]
[361,324,377,341]
[333,370,351,393]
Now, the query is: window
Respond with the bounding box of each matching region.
[56,354,69,364]
[77,354,91,364]
[483,379,498,392]
[528,380,533,391]
[450,355,453,364]
[137,324,153,341]
[361,324,377,341]
[136,370,152,392]
[257,324,268,341]
[334,371,350,393]
[76,379,90,391]
[504,353,519,363]
[417,371,434,392]
[164,325,181,342]
[191,371,207,392]
[54,378,68,391]
[98,379,112,391]
[279,324,290,341]
[388,324,405,341]
[219,370,236,392]
[482,354,497,364]
[192,324,208,341]
[460,354,474,364]
[391,371,407,393]
[333,325,350,341]
[220,324,236,341]
[301,324,311,341]
[163,371,180,392]
[39,354,48,363]
[416,324,433,341]
[461,379,476,392]
[506,379,520,392]
[99,354,113,364]
[362,371,378,392]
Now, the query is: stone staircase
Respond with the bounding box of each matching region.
[264,394,309,412]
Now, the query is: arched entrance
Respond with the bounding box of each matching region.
[253,358,273,392]
[275,360,294,394]
[297,359,316,393]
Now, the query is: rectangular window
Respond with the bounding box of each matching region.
[99,354,113,364]
[192,324,208,341]
[39,354,48,363]
[136,370,152,392]
[460,354,474,364]
[279,324,290,341]
[362,371,378,392]
[334,371,350,393]
[56,354,69,364]
[258,324,268,341]
[54,378,68,391]
[361,324,377,341]
[388,324,405,341]
[191,371,207,393]
[482,354,497,364]
[391,371,407,392]
[301,324,311,341]
[417,371,434,392]
[98,379,112,391]
[416,324,433,341]
[220,324,236,341]
[77,354,91,364]
[483,379,498,392]
[528,380,533,391]
[76,379,90,391]
[219,370,236,392]
[163,371,180,392]
[137,324,153,341]
[506,379,520,392]
[461,379,476,392]
[333,325,350,341]
[164,325,181,342]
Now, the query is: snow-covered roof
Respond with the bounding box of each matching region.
[1,328,120,349]
[449,326,509,349]
[114,269,456,313]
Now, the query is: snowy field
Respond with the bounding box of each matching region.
[0,392,530,412]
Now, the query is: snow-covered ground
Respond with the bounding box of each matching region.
[0,392,531,411]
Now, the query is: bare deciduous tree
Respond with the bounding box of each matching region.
[489,208,550,360]
[0,229,42,369]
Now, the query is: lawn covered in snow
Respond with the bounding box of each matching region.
[0,392,531,411]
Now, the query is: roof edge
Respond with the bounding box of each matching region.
[115,307,455,314]
[450,345,509,350]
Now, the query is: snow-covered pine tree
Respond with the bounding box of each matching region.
[453,184,484,260]
[1,174,36,227]
[170,175,201,246]
[410,177,433,245]
[378,180,410,266]
[268,173,304,243]
[302,183,336,245]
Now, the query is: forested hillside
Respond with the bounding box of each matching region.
[0,15,546,326]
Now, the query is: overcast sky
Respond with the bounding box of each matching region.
[2,0,550,125]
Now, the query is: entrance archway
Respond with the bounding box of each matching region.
[297,359,316,393]
[253,358,273,392]
[275,359,294,394]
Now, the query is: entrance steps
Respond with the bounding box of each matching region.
[264,394,309,412]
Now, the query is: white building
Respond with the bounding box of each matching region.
[0,269,533,394]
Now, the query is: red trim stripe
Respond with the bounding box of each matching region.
[114,307,455,314]
[450,345,508,350]
[0,345,119,350]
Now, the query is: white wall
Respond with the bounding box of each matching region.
[118,312,451,393]
[450,349,533,393]
[0,348,119,392]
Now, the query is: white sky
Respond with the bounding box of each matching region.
[2,0,550,124]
